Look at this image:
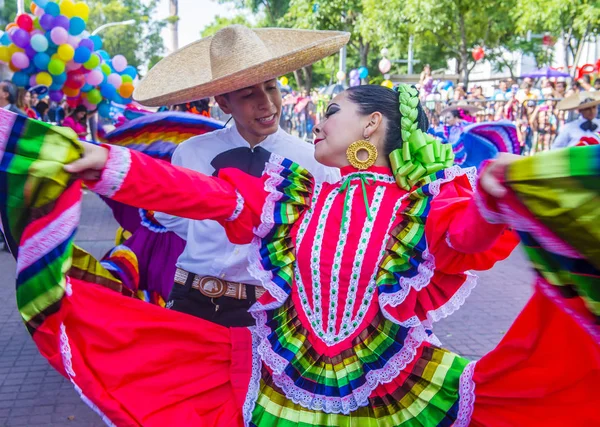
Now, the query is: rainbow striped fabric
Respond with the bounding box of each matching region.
[98,111,225,161]
[0,110,129,331]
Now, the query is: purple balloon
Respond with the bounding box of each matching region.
[49,90,64,103]
[25,45,37,59]
[349,69,359,79]
[53,15,70,30]
[39,14,55,31]
[11,29,30,49]
[29,75,37,87]
[79,38,94,51]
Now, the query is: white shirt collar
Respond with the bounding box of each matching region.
[229,124,281,149]
[1,104,12,111]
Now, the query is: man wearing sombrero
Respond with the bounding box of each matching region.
[137,25,348,327]
[552,91,600,149]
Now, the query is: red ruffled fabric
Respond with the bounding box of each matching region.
[33,278,252,427]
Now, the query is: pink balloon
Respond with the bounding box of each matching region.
[86,69,104,86]
[107,73,122,89]
[11,52,30,69]
[34,6,45,17]
[66,60,82,71]
[50,27,69,45]
[29,75,37,87]
[68,35,81,47]
[379,58,392,74]
[111,55,127,73]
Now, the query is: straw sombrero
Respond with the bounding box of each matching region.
[134,25,350,106]
[440,101,483,116]
[557,91,600,111]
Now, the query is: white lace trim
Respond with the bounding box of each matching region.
[60,322,116,427]
[246,155,291,306]
[335,186,386,343]
[90,145,131,198]
[138,209,168,233]
[226,190,245,222]
[242,328,262,425]
[17,200,81,274]
[255,319,429,414]
[325,185,357,342]
[455,361,477,427]
[428,165,477,197]
[342,171,396,184]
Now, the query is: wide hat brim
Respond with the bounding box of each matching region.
[558,92,600,111]
[134,27,350,106]
[439,103,483,116]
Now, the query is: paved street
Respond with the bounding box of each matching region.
[0,193,534,426]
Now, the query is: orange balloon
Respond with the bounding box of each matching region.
[62,86,80,97]
[30,3,37,13]
[9,63,19,72]
[6,23,17,31]
[119,82,134,99]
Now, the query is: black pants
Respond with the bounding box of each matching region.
[165,276,257,327]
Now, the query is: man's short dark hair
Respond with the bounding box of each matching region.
[1,80,18,104]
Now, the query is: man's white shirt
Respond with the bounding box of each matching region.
[552,117,600,149]
[154,125,339,285]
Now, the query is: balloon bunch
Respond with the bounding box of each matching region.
[348,67,368,87]
[0,0,138,118]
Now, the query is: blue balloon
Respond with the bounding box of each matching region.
[358,66,369,79]
[12,72,30,87]
[34,53,51,70]
[89,35,103,51]
[97,101,111,118]
[0,33,11,46]
[22,64,36,75]
[44,1,60,16]
[81,83,93,92]
[97,50,110,60]
[53,72,67,85]
[36,0,49,7]
[112,94,125,105]
[69,17,86,36]
[100,84,117,100]
[49,81,63,91]
[73,46,91,64]
[122,65,137,79]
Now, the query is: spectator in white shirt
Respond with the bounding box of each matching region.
[552,92,600,149]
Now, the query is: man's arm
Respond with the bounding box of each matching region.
[552,124,572,149]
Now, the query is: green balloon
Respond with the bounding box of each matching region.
[101,63,111,75]
[84,54,100,70]
[87,89,102,105]
[48,59,66,76]
[121,75,133,84]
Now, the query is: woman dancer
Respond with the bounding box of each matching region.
[1,85,598,426]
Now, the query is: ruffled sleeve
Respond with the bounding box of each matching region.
[378,166,518,329]
[424,168,519,275]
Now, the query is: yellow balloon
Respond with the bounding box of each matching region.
[60,0,76,18]
[279,76,288,86]
[7,44,23,57]
[36,72,53,86]
[73,2,90,21]
[381,79,394,89]
[58,44,75,62]
[0,46,9,63]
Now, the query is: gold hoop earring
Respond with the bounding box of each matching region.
[346,140,378,170]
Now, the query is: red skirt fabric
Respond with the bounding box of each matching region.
[32,278,252,427]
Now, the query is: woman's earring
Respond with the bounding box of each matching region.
[346,137,378,170]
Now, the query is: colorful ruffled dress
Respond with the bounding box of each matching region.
[1,109,599,426]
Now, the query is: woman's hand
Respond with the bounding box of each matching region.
[479,153,522,198]
[63,141,109,181]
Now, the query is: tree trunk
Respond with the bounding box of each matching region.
[293,69,305,90]
[169,0,178,52]
[359,41,370,68]
[302,66,313,93]
[561,29,571,74]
